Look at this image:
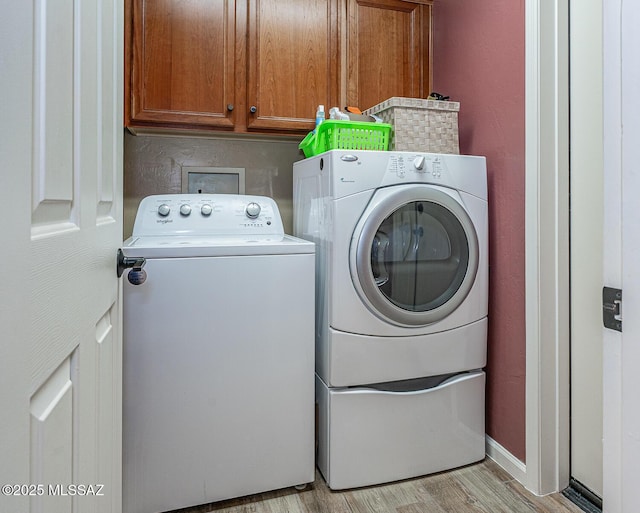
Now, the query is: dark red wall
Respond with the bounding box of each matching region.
[432,0,527,461]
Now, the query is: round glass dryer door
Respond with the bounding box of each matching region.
[351,185,479,326]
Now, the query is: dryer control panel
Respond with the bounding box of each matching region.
[131,194,285,237]
[386,153,446,180]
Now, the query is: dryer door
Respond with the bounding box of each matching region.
[350,185,479,326]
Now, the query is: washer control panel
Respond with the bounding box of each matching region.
[132,194,285,237]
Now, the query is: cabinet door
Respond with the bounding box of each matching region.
[347,0,432,110]
[127,0,236,129]
[246,0,340,132]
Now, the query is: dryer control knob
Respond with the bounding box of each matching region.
[180,204,192,216]
[245,202,261,219]
[201,204,213,216]
[413,156,426,171]
[157,204,171,217]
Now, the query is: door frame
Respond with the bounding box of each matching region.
[602,1,640,511]
[524,0,571,496]
[601,0,622,509]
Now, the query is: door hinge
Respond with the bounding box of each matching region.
[602,286,622,332]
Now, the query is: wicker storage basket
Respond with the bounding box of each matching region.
[364,97,460,154]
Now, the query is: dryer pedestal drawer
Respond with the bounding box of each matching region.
[316,371,486,490]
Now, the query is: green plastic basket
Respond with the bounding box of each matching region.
[299,120,392,157]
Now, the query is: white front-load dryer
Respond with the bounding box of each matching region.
[294,150,488,387]
[294,150,488,489]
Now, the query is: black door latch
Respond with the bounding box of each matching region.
[602,286,622,332]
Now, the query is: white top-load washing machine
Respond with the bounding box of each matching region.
[121,194,315,513]
[294,150,488,489]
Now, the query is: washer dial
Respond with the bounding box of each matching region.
[245,202,261,219]
[201,204,213,216]
[179,204,192,216]
[157,204,170,217]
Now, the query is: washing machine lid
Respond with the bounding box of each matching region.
[122,234,314,258]
[350,184,479,327]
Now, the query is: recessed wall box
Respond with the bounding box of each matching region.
[181,166,246,194]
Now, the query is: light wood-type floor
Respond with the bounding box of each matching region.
[171,459,585,513]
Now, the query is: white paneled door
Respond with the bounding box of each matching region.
[603,0,640,511]
[0,2,123,513]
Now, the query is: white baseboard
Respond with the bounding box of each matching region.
[485,435,527,485]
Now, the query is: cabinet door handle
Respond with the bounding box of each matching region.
[249,105,257,114]
[227,103,234,111]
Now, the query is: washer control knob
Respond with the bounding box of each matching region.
[413,156,426,171]
[157,204,171,217]
[245,202,261,219]
[201,204,213,216]
[179,204,192,216]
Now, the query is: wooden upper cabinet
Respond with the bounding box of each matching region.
[126,0,236,129]
[124,0,429,134]
[246,0,340,132]
[346,0,432,111]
